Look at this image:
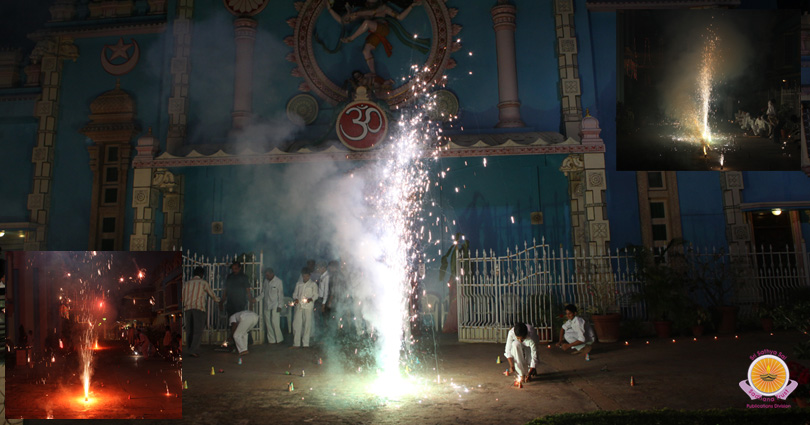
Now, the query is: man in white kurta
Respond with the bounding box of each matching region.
[292,268,319,347]
[558,304,595,355]
[229,310,259,355]
[260,268,284,344]
[503,322,539,381]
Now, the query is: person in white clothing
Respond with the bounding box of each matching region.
[260,268,284,344]
[503,322,539,382]
[557,304,595,355]
[229,310,259,356]
[291,267,318,348]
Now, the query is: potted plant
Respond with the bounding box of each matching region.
[757,304,775,333]
[686,306,710,337]
[629,239,690,338]
[686,248,746,334]
[786,361,810,408]
[584,264,621,343]
[773,291,810,359]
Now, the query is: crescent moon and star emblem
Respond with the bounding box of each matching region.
[100,37,140,76]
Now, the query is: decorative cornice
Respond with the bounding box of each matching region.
[0,89,41,102]
[740,201,810,211]
[29,20,166,41]
[586,0,740,11]
[132,132,604,168]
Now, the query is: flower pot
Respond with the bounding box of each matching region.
[715,305,738,334]
[591,313,621,343]
[653,321,672,338]
[692,324,705,337]
[761,317,774,333]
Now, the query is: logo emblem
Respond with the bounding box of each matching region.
[740,354,797,400]
[101,38,139,76]
[336,88,387,151]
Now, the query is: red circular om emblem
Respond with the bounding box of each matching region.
[336,101,388,151]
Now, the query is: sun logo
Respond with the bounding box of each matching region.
[748,355,788,396]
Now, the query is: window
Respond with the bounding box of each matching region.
[101,238,115,250]
[102,217,116,233]
[106,146,118,162]
[650,202,666,219]
[647,172,664,189]
[652,224,667,241]
[105,167,118,183]
[103,188,117,204]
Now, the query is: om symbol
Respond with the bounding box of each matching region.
[337,102,388,151]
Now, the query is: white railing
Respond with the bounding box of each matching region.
[182,250,264,346]
[456,240,810,343]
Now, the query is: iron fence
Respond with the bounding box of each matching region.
[456,240,810,343]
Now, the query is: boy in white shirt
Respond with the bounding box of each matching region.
[504,322,539,382]
[291,267,318,348]
[557,304,595,355]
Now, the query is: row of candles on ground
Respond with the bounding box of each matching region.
[536,334,748,349]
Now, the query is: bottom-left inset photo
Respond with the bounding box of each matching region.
[4,251,182,420]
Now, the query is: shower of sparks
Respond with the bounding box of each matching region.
[80,320,95,402]
[697,25,718,144]
[362,65,443,400]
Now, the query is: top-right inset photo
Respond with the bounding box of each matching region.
[617,9,800,171]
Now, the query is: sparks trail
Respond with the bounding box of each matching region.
[697,24,718,144]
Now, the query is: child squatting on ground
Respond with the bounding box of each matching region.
[557,304,595,355]
[504,322,539,384]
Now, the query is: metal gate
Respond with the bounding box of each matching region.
[456,239,642,343]
[182,250,264,346]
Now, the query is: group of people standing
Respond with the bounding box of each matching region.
[183,259,353,357]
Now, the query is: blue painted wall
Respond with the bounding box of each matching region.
[676,172,728,248]
[0,94,38,222]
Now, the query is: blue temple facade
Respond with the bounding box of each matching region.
[0,0,807,290]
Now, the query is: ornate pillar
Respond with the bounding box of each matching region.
[491,1,524,128]
[155,170,184,251]
[719,171,750,256]
[231,18,258,131]
[580,114,610,254]
[25,36,78,250]
[553,0,583,141]
[130,131,161,251]
[165,0,194,153]
[560,114,610,256]
[560,154,586,254]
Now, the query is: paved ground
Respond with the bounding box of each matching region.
[7,340,181,420]
[22,329,808,425]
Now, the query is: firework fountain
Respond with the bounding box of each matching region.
[697,24,717,144]
[358,67,441,400]
[79,320,95,402]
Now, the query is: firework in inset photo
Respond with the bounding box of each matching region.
[4,251,182,420]
[617,9,800,171]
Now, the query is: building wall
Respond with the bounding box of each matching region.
[46,33,169,250]
[0,108,37,222]
[676,172,728,248]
